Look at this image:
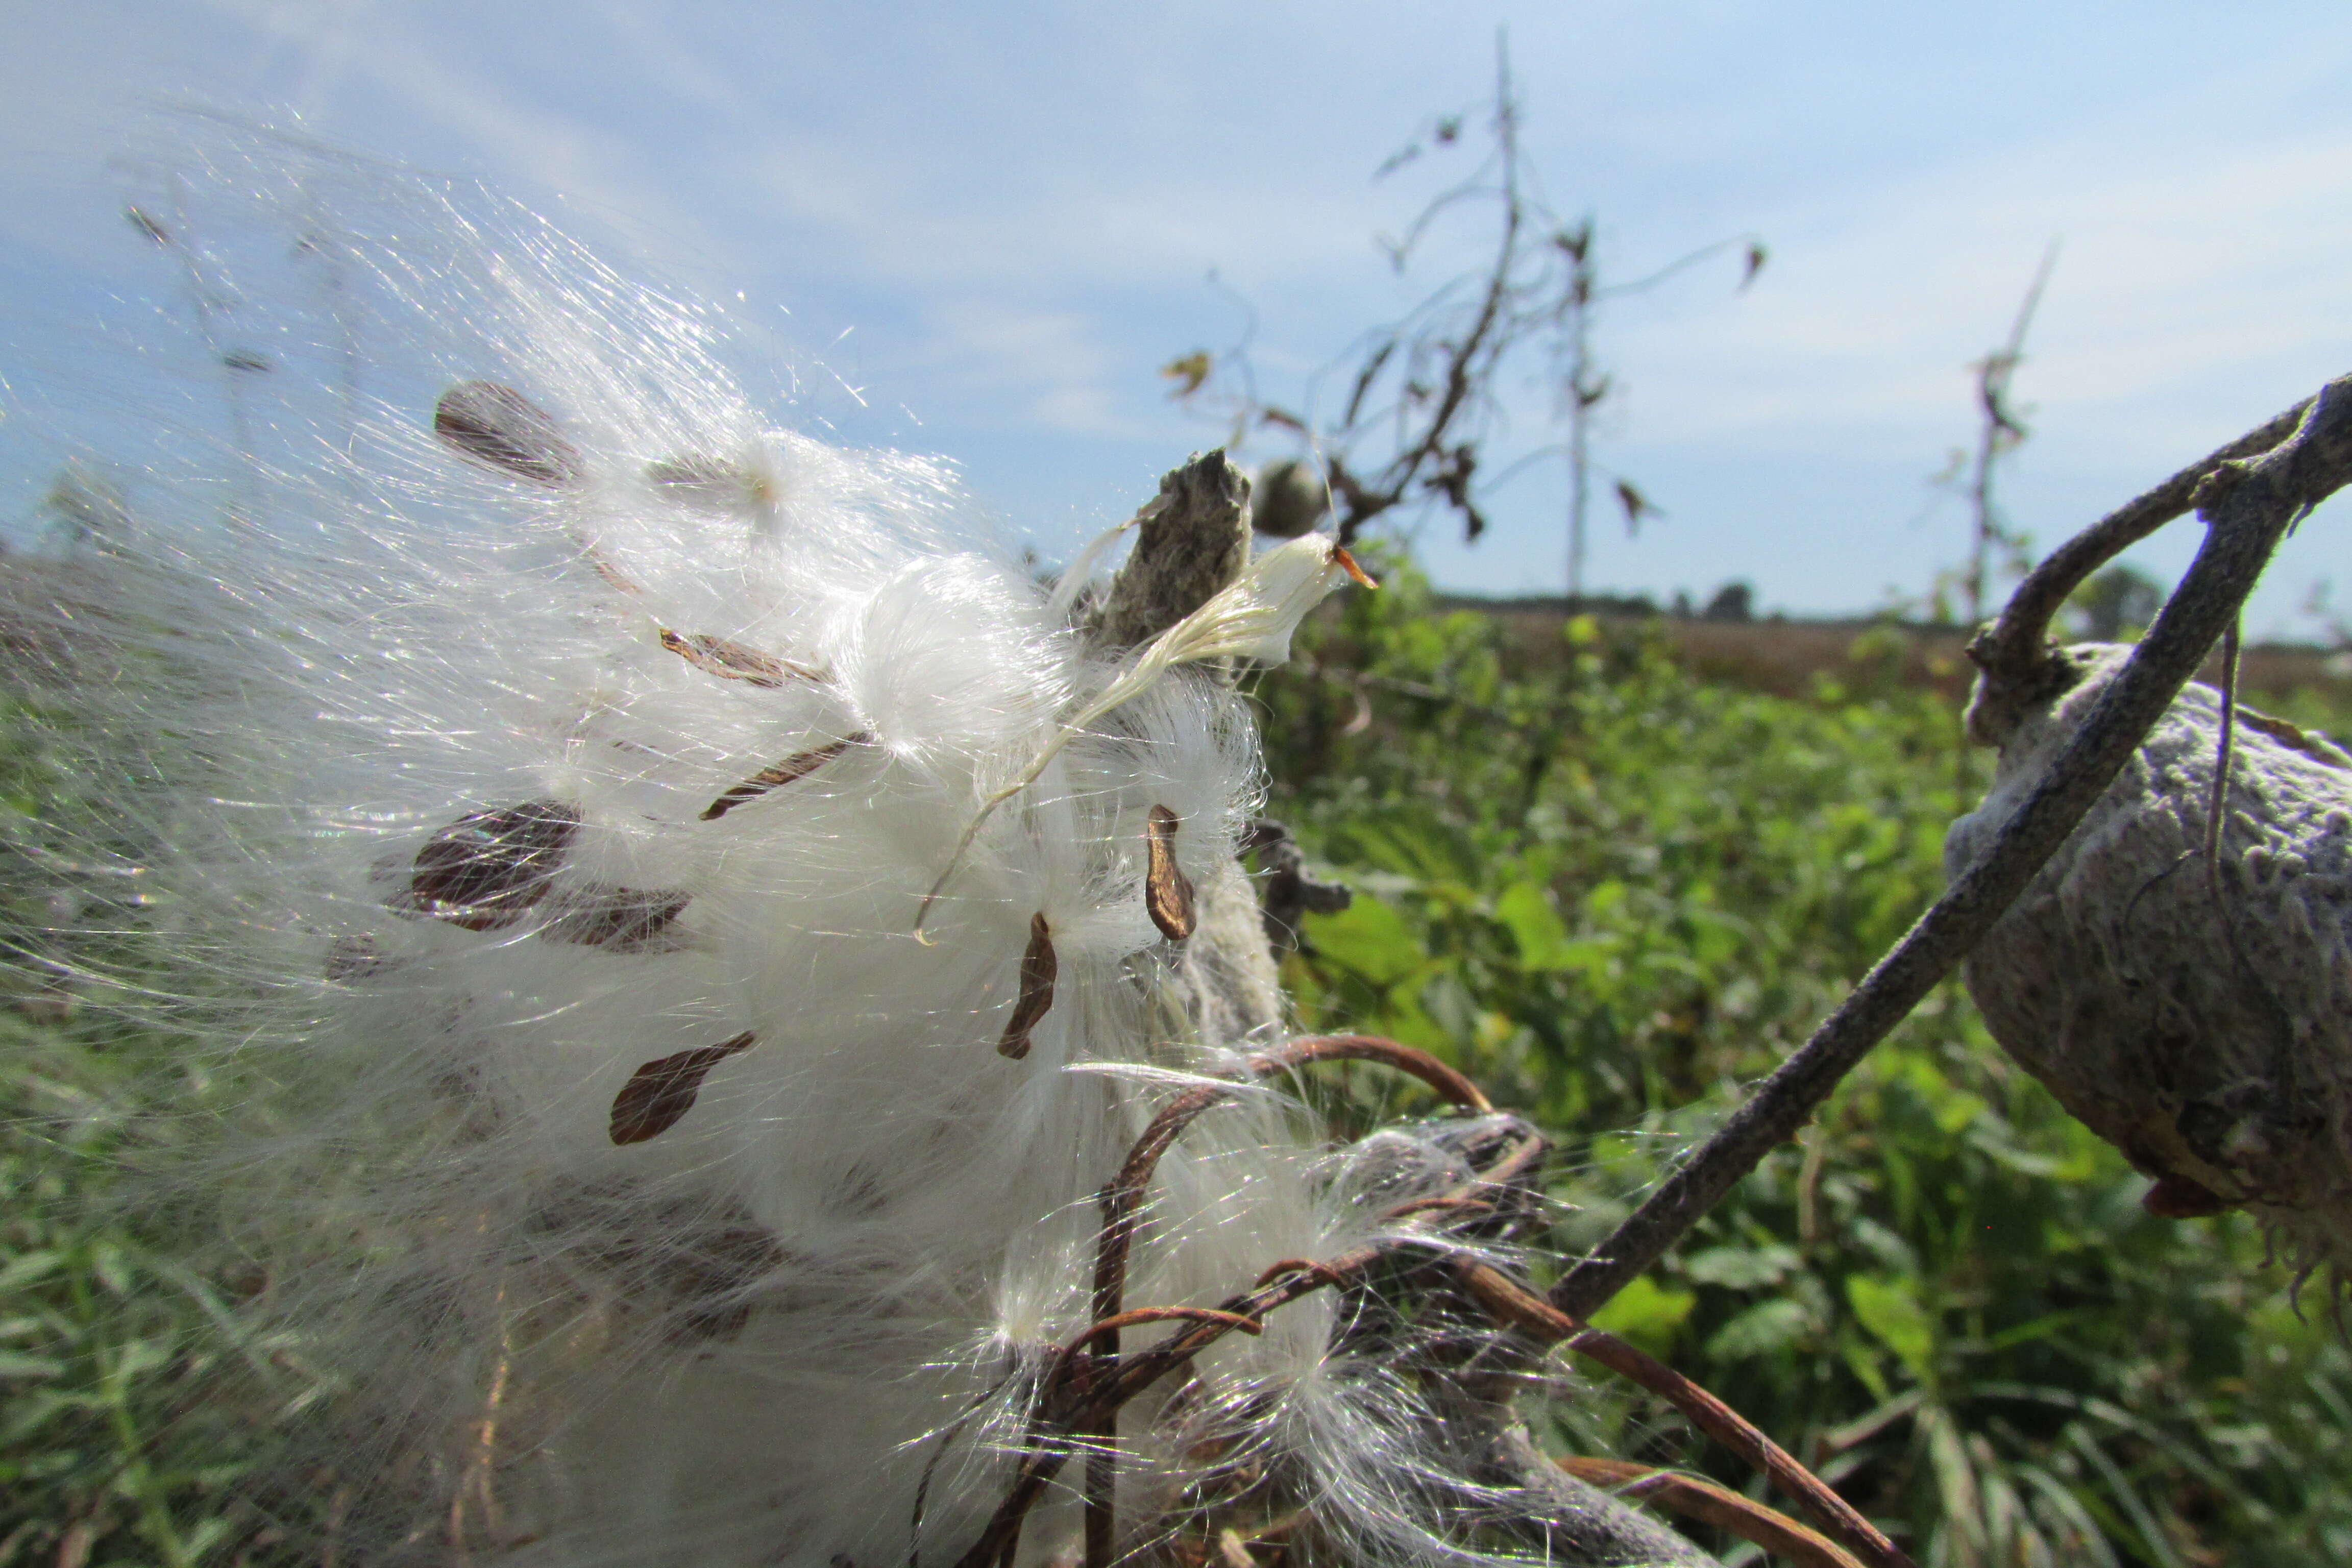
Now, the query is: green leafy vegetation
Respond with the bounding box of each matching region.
[1258,553,2352,1564]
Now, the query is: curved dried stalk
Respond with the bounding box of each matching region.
[1247,1033,1493,1112]
[1076,1034,1493,1567]
[1966,391,2314,708]
[976,1057,1533,1568]
[1554,1457,1866,1568]
[1459,1264,1913,1568]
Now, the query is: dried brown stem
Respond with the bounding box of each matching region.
[1247,1033,1493,1112]
[1555,1457,1866,1568]
[1967,392,2314,704]
[964,1071,1532,1568]
[1549,375,2352,1329]
[1458,1264,1913,1568]
[1075,1034,1484,1567]
[1087,1083,1236,1568]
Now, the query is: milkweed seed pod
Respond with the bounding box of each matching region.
[11,130,1706,1568]
[1948,642,2352,1276]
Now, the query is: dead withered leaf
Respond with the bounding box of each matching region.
[658,627,823,688]
[1161,350,1212,398]
[997,913,1057,1059]
[432,381,585,488]
[701,732,867,821]
[609,1031,757,1145]
[406,800,582,929]
[540,885,693,953]
[1145,804,1197,941]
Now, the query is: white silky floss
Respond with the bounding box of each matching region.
[40,140,1467,1568]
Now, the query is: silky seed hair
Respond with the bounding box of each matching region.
[8,126,1662,1568]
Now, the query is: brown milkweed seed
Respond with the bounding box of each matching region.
[997,913,1057,1060]
[701,733,868,821]
[1144,805,1197,941]
[645,453,769,513]
[658,627,822,688]
[408,800,582,930]
[540,886,694,953]
[609,1032,757,1145]
[432,381,585,488]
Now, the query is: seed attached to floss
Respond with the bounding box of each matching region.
[540,885,694,953]
[997,913,1058,1060]
[645,453,770,513]
[324,934,392,982]
[1144,805,1197,941]
[658,627,822,688]
[431,381,585,488]
[609,1032,758,1145]
[405,799,582,929]
[701,732,869,821]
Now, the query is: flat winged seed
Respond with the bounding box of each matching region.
[996,913,1058,1060]
[2143,1172,2236,1218]
[409,800,582,930]
[325,934,394,981]
[701,732,867,821]
[1144,804,1197,941]
[658,627,821,688]
[432,381,585,488]
[645,453,768,512]
[540,885,693,953]
[609,1032,757,1145]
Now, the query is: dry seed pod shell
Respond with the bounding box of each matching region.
[1948,644,2352,1272]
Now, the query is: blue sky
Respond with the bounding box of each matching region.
[6,2,2352,635]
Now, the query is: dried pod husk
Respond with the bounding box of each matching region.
[1949,643,2352,1276]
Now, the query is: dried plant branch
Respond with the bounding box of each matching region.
[1467,1429,1720,1568]
[1553,1457,1867,1568]
[1547,374,2352,1332]
[1966,392,2316,708]
[1085,1082,1235,1568]
[963,1052,1537,1568]
[1167,35,1757,586]
[1459,1265,1912,1568]
[1248,1033,1493,1112]
[1957,243,2059,633]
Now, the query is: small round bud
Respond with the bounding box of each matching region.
[1251,458,1330,539]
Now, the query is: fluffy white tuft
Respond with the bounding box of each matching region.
[8,127,1695,1568]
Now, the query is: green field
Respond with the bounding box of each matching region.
[5,556,2350,1565]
